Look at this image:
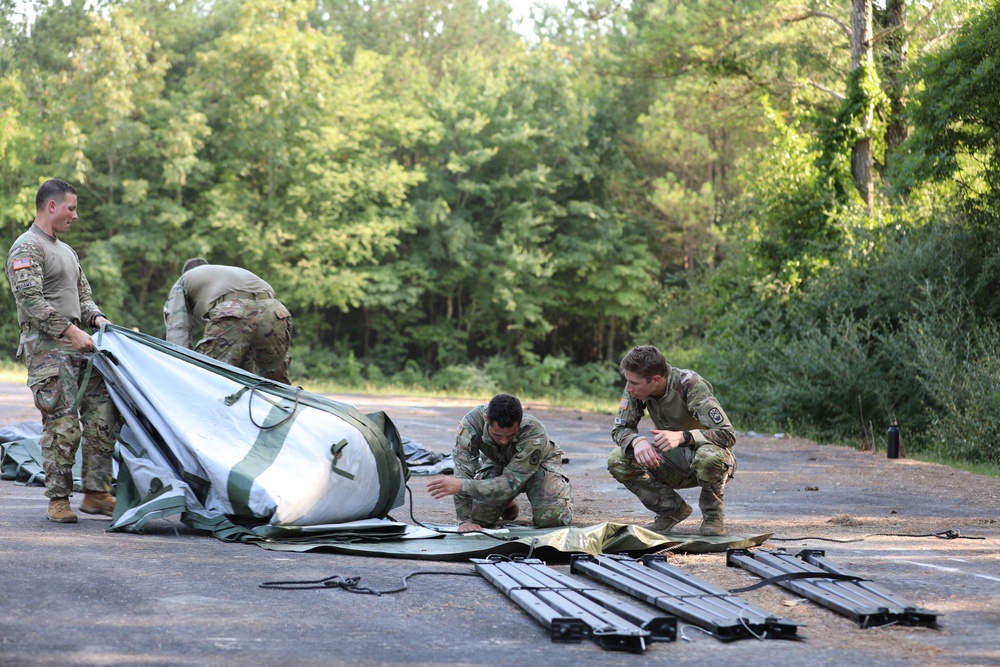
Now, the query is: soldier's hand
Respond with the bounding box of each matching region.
[63,324,95,353]
[650,429,683,452]
[458,522,483,533]
[427,476,462,499]
[633,439,661,469]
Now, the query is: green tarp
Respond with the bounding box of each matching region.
[257,521,772,561]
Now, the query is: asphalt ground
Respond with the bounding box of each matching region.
[1,385,998,667]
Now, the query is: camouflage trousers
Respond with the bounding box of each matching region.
[196,297,292,385]
[466,464,574,528]
[21,336,118,499]
[607,443,735,519]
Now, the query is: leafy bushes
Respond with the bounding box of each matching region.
[705,216,1000,464]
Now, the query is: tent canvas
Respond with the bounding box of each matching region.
[91,324,408,542]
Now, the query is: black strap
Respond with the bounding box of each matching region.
[259,570,480,595]
[729,571,867,593]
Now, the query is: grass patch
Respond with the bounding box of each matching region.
[0,361,25,383]
[909,450,1000,478]
[297,378,619,414]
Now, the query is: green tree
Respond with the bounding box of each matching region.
[902,1,1000,218]
[186,0,427,348]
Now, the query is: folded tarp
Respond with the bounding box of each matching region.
[91,324,408,542]
[0,421,43,486]
[402,437,454,476]
[0,421,89,489]
[256,521,773,561]
[0,435,45,486]
[0,421,42,446]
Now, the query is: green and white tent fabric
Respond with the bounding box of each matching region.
[92,324,407,542]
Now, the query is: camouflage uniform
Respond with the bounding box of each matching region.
[608,366,736,525]
[5,224,118,499]
[163,264,292,384]
[452,404,573,528]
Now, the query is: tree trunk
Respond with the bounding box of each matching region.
[881,0,909,166]
[851,0,875,217]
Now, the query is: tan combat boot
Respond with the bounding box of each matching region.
[641,501,692,534]
[699,514,726,536]
[80,491,116,517]
[46,497,78,523]
[698,482,726,536]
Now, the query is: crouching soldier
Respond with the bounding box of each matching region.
[427,393,573,531]
[608,345,736,536]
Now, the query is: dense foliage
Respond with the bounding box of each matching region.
[1,0,998,466]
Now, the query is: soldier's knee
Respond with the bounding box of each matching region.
[535,515,572,528]
[534,503,572,528]
[692,446,732,483]
[49,414,82,446]
[607,446,639,481]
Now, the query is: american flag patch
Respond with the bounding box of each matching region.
[11,258,31,270]
[457,422,464,435]
[619,398,628,409]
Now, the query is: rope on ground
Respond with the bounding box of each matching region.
[259,570,481,595]
[657,539,698,554]
[769,529,985,543]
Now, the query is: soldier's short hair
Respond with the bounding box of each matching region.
[182,257,209,274]
[35,179,76,210]
[620,345,669,380]
[486,393,522,429]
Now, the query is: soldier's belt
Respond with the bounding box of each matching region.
[218,290,273,304]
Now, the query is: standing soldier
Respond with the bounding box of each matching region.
[5,179,118,523]
[163,259,293,385]
[427,393,573,531]
[608,345,736,536]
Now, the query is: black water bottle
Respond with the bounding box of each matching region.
[887,420,900,459]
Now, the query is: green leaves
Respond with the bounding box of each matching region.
[902,2,1000,215]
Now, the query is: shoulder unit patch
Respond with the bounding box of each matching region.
[709,407,724,424]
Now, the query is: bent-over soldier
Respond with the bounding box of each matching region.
[163,259,292,384]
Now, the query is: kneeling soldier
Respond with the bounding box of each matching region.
[428,393,573,532]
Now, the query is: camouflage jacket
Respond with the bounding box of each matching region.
[612,366,736,456]
[5,224,103,347]
[163,264,275,348]
[452,404,563,522]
